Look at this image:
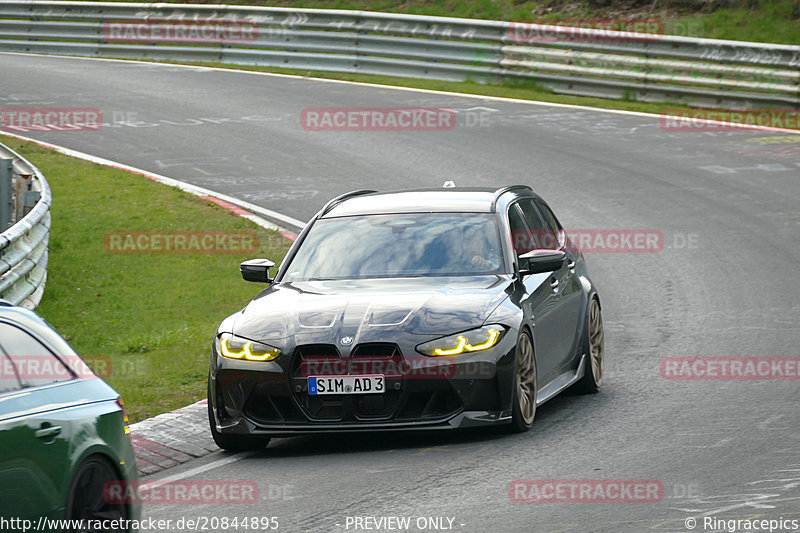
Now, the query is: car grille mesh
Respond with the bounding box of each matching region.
[242,343,464,425]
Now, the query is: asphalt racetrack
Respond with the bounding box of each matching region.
[2,52,799,533]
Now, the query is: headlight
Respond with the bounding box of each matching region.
[218,333,281,362]
[416,325,506,357]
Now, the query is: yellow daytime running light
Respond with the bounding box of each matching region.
[244,348,281,362]
[433,336,468,356]
[465,328,500,351]
[430,328,502,356]
[220,337,280,362]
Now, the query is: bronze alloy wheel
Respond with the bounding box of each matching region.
[575,297,604,394]
[589,298,604,387]
[510,329,537,432]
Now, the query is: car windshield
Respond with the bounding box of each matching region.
[282,213,505,281]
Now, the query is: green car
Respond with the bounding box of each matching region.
[0,301,140,530]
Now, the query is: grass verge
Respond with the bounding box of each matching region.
[2,134,292,422]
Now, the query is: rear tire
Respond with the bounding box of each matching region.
[208,380,270,451]
[65,455,128,532]
[508,329,537,433]
[574,297,603,394]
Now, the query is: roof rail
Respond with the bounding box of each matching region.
[320,190,377,217]
[491,185,532,210]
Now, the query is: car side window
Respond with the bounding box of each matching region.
[0,323,74,388]
[0,351,23,394]
[507,203,533,257]
[530,200,563,250]
[535,200,563,240]
[517,199,547,230]
[517,199,555,249]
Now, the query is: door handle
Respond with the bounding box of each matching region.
[567,260,575,269]
[550,278,559,289]
[35,424,62,440]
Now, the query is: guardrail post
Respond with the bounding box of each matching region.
[0,158,13,231]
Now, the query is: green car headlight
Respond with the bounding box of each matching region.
[416,325,506,357]
[218,333,281,362]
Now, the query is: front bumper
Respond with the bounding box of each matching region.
[215,410,513,438]
[209,332,517,436]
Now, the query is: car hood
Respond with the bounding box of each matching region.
[230,276,513,344]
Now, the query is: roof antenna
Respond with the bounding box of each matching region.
[442,180,456,188]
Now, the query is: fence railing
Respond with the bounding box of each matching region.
[0,1,798,109]
[0,141,51,309]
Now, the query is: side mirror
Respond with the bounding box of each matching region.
[519,249,566,276]
[240,258,275,283]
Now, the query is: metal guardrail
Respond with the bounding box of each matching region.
[0,142,50,309]
[0,1,798,108]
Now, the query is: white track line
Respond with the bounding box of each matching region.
[156,452,254,482]
[3,51,800,134]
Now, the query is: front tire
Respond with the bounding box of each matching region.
[208,380,270,451]
[574,297,603,394]
[508,329,537,433]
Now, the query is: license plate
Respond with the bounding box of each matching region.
[308,375,385,395]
